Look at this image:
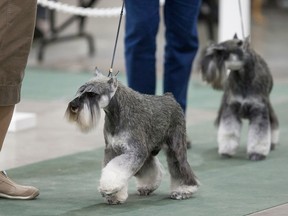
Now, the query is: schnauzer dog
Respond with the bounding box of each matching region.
[65,69,198,204]
[199,34,279,161]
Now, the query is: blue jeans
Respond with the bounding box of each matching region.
[124,0,201,112]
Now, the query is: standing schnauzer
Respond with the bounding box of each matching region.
[65,69,198,204]
[199,34,279,161]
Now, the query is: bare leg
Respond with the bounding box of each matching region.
[0,105,39,200]
[0,105,15,151]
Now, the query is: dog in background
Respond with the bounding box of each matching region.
[199,34,279,161]
[65,69,198,204]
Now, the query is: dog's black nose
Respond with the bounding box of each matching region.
[69,99,79,113]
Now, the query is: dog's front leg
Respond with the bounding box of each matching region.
[217,106,242,157]
[247,106,271,161]
[99,150,147,204]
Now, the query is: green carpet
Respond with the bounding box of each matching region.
[1,68,288,216]
[21,67,129,101]
[1,102,288,216]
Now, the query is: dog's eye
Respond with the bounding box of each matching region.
[86,92,98,97]
[78,85,86,93]
[237,40,243,47]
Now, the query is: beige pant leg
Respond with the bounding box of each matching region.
[0,0,37,106]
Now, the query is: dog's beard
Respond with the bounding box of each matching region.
[225,53,244,72]
[202,59,226,90]
[65,98,101,133]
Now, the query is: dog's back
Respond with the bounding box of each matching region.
[108,83,185,133]
[104,83,186,152]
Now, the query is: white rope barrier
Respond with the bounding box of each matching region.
[37,0,124,17]
[37,0,165,18]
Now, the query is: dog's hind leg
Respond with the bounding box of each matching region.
[165,126,198,200]
[247,106,271,161]
[134,156,164,196]
[217,106,242,157]
[268,101,279,150]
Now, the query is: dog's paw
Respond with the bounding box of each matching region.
[170,191,193,200]
[101,186,128,205]
[99,167,128,196]
[99,184,123,198]
[170,185,198,200]
[104,194,123,205]
[137,187,155,196]
[248,153,266,161]
[100,188,118,197]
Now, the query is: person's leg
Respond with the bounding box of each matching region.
[0,106,40,200]
[0,0,39,200]
[163,0,201,112]
[124,0,160,94]
[0,106,14,151]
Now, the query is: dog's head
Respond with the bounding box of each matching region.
[65,68,118,132]
[199,34,250,90]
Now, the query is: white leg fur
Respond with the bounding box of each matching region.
[271,128,280,145]
[247,123,271,156]
[170,179,198,200]
[114,184,128,203]
[103,183,128,205]
[136,157,164,195]
[217,117,242,156]
[99,160,131,196]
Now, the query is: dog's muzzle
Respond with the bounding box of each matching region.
[69,97,81,113]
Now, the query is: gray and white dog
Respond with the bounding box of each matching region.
[199,34,279,161]
[65,69,198,204]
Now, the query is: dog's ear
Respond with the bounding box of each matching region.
[205,44,225,56]
[108,77,118,91]
[213,45,225,51]
[94,67,102,77]
[243,35,251,50]
[233,33,238,39]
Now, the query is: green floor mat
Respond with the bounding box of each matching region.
[2,69,287,216]
[1,101,287,216]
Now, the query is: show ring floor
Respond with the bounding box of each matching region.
[1,1,288,214]
[0,68,288,216]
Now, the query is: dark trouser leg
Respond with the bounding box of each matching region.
[124,0,160,94]
[163,0,201,112]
